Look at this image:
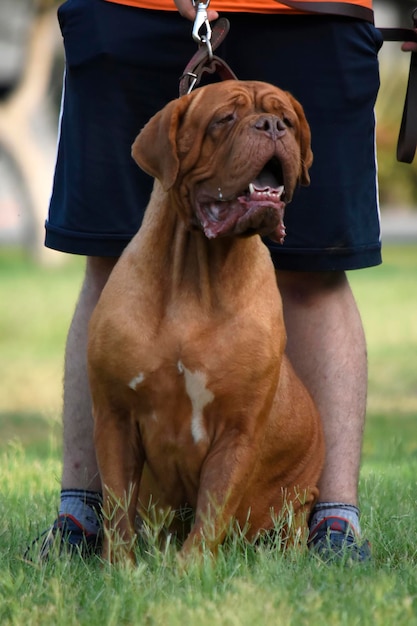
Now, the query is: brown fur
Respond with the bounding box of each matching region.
[88,80,324,564]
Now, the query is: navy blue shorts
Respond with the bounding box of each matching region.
[45,0,383,271]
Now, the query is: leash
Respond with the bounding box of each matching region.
[379,13,417,164]
[278,2,417,163]
[180,2,417,163]
[179,3,237,97]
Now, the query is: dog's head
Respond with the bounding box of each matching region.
[132,80,313,242]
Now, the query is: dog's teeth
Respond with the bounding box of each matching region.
[247,183,284,198]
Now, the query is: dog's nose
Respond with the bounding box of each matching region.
[253,115,287,139]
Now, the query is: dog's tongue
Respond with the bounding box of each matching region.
[199,191,286,241]
[244,183,286,243]
[268,221,286,245]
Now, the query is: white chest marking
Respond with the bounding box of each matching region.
[177,361,214,444]
[128,372,145,390]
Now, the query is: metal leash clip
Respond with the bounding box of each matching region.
[192,1,213,60]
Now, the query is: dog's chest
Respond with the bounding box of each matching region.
[128,356,216,449]
[119,284,280,454]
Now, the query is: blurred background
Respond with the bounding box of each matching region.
[1,0,417,262]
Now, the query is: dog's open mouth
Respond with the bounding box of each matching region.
[195,159,287,243]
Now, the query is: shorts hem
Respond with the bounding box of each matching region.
[268,244,382,271]
[45,221,382,270]
[44,223,134,257]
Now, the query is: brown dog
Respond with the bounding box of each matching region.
[88,80,324,564]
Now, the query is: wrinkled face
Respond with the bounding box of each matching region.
[132,80,313,242]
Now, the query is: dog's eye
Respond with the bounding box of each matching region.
[283,116,294,129]
[212,112,236,127]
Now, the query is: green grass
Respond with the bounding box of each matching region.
[352,245,417,416]
[1,245,417,625]
[0,249,84,418]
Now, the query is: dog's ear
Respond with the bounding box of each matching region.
[132,96,190,191]
[287,94,313,186]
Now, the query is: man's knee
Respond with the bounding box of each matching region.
[275,270,349,308]
[84,256,119,296]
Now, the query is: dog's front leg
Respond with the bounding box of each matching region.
[94,409,144,565]
[179,435,257,563]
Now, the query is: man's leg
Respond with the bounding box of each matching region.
[276,269,371,560]
[61,256,118,491]
[32,257,118,559]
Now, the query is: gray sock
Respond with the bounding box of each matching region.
[59,489,102,535]
[309,502,361,536]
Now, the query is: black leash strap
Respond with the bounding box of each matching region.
[380,19,417,163]
[276,1,374,23]
[277,2,417,163]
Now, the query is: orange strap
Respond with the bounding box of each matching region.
[104,0,371,14]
